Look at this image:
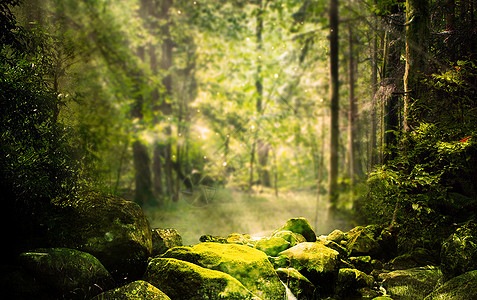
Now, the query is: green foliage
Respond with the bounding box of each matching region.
[0,2,77,207]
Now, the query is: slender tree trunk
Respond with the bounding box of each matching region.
[347,22,358,185]
[250,0,270,189]
[133,141,154,206]
[369,5,378,171]
[328,0,340,214]
[404,0,429,132]
[383,8,404,162]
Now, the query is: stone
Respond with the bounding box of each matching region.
[151,228,183,256]
[349,256,373,274]
[440,222,477,281]
[162,242,285,299]
[387,248,437,270]
[345,225,382,257]
[424,269,477,300]
[335,268,374,297]
[273,217,317,242]
[47,192,152,282]
[91,280,171,299]
[255,237,290,256]
[199,234,227,243]
[276,268,315,300]
[327,229,346,244]
[379,266,443,300]
[272,230,307,246]
[18,248,114,299]
[144,258,258,300]
[227,233,251,244]
[276,242,340,295]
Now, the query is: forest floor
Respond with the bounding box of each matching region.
[144,188,356,245]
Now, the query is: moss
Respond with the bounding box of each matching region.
[424,270,477,300]
[276,267,315,299]
[92,280,171,299]
[144,258,257,300]
[273,217,317,242]
[18,248,114,299]
[254,237,290,256]
[380,266,443,299]
[276,242,340,296]
[272,230,306,246]
[162,242,285,299]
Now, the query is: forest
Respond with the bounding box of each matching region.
[1,0,476,299]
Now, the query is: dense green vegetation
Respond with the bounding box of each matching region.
[1,0,476,264]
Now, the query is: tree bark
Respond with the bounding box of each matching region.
[383,7,404,162]
[133,141,154,206]
[404,0,429,131]
[347,22,359,185]
[328,0,340,213]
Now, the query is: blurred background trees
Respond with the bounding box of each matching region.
[1,0,476,247]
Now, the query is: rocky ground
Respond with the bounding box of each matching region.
[2,192,476,299]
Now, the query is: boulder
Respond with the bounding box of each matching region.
[272,230,307,246]
[18,248,114,299]
[327,229,346,244]
[387,248,437,270]
[348,256,373,274]
[91,280,171,299]
[379,266,443,300]
[199,234,227,243]
[275,242,340,295]
[227,233,252,245]
[255,237,290,256]
[424,269,477,300]
[345,225,382,257]
[273,217,317,242]
[162,242,285,299]
[144,258,258,300]
[151,228,183,256]
[47,192,152,282]
[276,268,315,300]
[440,222,477,281]
[335,268,374,297]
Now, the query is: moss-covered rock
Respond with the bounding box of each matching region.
[162,242,285,299]
[144,258,258,300]
[424,269,477,300]
[345,225,382,257]
[348,256,373,274]
[272,230,307,246]
[227,233,252,245]
[327,229,346,244]
[440,222,477,281]
[199,234,228,243]
[273,217,317,242]
[18,248,114,299]
[335,268,374,297]
[255,237,290,256]
[387,248,437,270]
[379,266,443,300]
[91,280,170,299]
[47,192,152,282]
[275,242,340,295]
[276,267,315,300]
[151,228,183,256]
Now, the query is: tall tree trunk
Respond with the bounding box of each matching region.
[250,0,271,189]
[383,7,404,162]
[347,22,358,185]
[369,3,379,171]
[328,0,340,214]
[404,0,429,131]
[159,0,177,201]
[133,141,154,206]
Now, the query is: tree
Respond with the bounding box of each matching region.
[403,0,429,132]
[328,0,340,213]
